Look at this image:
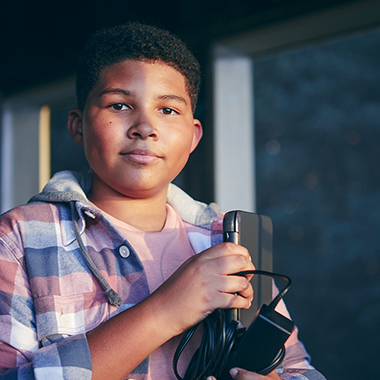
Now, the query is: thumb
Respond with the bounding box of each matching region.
[230,368,241,379]
[230,367,263,379]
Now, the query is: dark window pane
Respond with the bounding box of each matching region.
[255,29,380,380]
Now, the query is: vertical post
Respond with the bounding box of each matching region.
[39,105,51,192]
[213,46,256,212]
[1,105,14,213]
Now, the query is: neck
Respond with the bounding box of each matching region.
[89,188,169,232]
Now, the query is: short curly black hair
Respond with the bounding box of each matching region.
[76,22,201,113]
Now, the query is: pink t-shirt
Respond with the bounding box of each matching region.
[101,204,200,379]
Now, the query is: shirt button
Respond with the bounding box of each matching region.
[59,314,70,327]
[119,245,130,258]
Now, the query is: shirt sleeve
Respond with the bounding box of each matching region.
[273,285,327,380]
[0,236,92,380]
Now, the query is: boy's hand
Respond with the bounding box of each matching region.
[150,242,255,336]
[207,368,282,380]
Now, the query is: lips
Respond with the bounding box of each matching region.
[121,148,162,164]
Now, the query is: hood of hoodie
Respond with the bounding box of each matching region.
[29,170,220,230]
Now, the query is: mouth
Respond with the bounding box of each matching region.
[121,149,162,164]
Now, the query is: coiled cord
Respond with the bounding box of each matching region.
[173,270,292,380]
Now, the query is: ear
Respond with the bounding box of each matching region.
[190,119,203,153]
[67,108,84,146]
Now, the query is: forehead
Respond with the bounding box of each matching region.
[95,59,188,96]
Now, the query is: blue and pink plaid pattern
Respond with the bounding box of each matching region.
[0,173,326,379]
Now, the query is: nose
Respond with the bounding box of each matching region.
[127,113,158,140]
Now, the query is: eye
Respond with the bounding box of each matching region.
[160,107,177,115]
[110,103,130,111]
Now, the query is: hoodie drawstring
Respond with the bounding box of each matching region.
[70,202,123,307]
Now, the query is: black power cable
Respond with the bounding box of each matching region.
[173,270,292,380]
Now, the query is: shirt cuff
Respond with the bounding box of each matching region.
[33,333,92,379]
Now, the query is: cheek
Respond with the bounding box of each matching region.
[170,135,194,167]
[181,133,197,155]
[82,133,107,168]
[83,122,117,155]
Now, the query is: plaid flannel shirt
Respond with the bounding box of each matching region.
[0,171,326,380]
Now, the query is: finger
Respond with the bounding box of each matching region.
[216,253,256,276]
[220,292,252,310]
[221,275,254,300]
[203,242,251,260]
[230,368,263,379]
[235,279,254,300]
[230,368,281,380]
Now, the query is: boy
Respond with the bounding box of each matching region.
[0,22,325,380]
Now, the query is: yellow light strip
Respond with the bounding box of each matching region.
[39,106,51,192]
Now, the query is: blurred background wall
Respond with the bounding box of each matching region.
[1,1,380,379]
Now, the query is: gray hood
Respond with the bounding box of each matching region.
[29,170,219,229]
[28,170,220,307]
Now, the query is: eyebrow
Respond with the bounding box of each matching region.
[155,94,188,105]
[98,88,188,106]
[98,88,134,97]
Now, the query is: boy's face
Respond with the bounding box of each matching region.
[68,59,202,200]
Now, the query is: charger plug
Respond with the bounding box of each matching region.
[220,304,295,379]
